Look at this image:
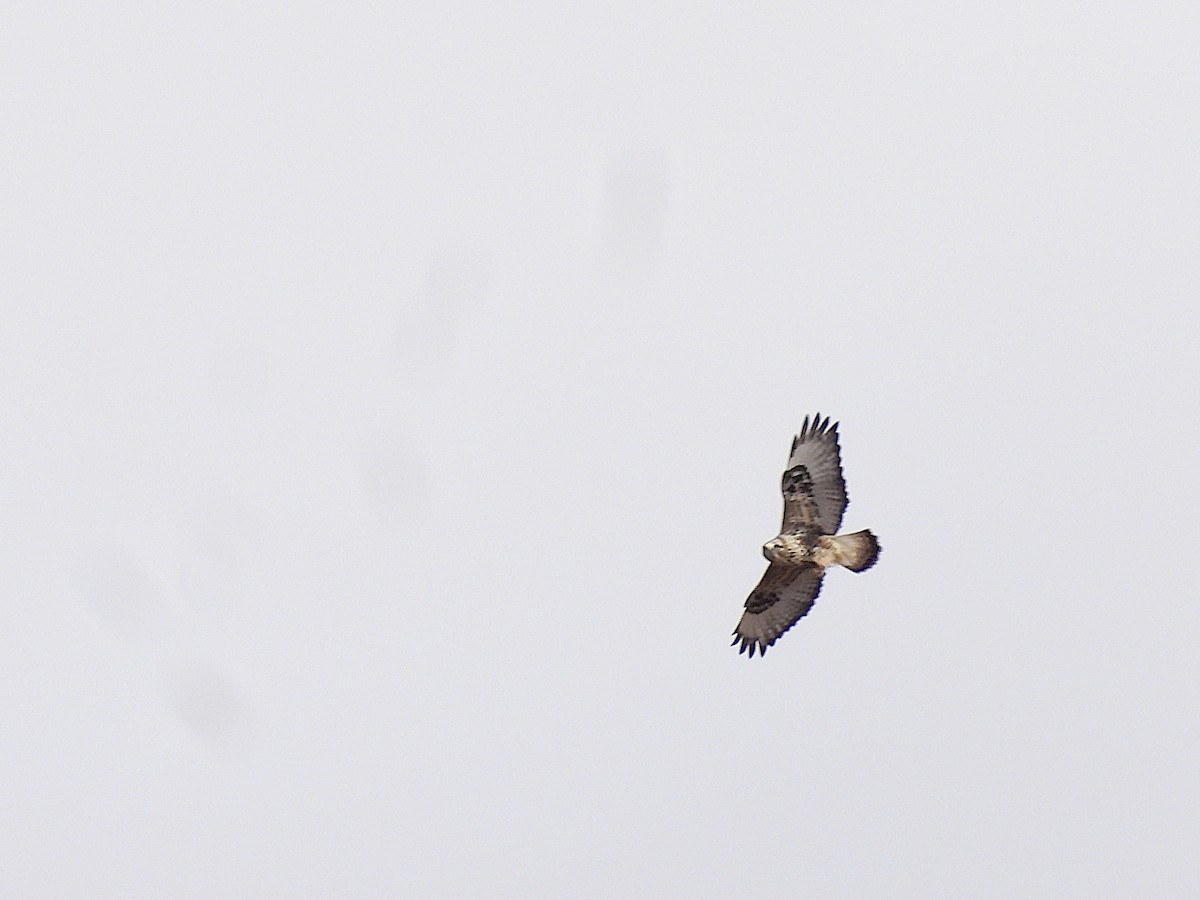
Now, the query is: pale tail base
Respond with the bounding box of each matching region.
[830,529,881,572]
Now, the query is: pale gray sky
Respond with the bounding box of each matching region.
[3,3,1199,897]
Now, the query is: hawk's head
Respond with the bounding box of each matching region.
[763,535,810,565]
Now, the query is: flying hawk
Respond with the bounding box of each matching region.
[732,414,880,657]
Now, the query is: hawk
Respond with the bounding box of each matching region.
[732,414,880,657]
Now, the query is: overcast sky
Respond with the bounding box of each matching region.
[4,3,1199,897]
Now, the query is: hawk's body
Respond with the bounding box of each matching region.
[732,414,880,657]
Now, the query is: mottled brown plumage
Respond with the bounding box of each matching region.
[732,415,880,657]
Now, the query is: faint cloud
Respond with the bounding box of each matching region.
[392,242,491,381]
[169,664,254,744]
[423,244,491,333]
[75,546,168,632]
[173,494,257,607]
[358,433,430,525]
[599,149,671,278]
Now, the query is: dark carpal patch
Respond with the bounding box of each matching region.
[745,591,779,614]
[782,465,814,497]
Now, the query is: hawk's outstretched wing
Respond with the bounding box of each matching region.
[780,413,848,535]
[732,563,825,657]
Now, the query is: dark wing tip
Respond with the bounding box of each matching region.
[796,413,842,444]
[732,632,770,658]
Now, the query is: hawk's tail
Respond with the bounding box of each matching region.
[832,529,881,572]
